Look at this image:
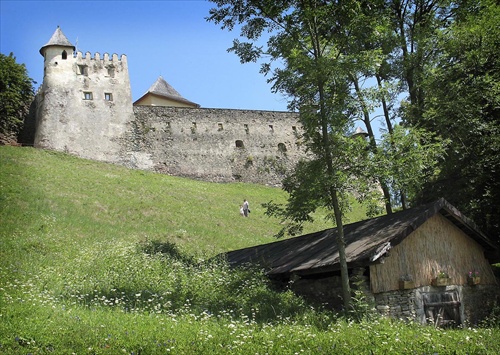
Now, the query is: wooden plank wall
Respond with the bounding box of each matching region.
[370,214,497,293]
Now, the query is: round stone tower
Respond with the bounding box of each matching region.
[34,26,134,163]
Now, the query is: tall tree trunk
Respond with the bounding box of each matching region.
[331,186,351,311]
[318,80,351,311]
[375,74,394,135]
[352,76,393,215]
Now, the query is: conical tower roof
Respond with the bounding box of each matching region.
[40,26,75,55]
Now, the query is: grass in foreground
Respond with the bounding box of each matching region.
[1,146,499,354]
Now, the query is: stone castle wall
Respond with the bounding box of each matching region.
[32,27,306,185]
[35,50,135,163]
[123,106,305,185]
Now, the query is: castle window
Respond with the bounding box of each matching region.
[244,124,249,134]
[269,125,274,133]
[292,126,297,132]
[62,50,67,60]
[235,140,244,148]
[105,93,113,101]
[83,92,93,100]
[191,122,197,134]
[218,123,224,131]
[278,143,287,153]
[77,65,88,76]
[107,66,115,78]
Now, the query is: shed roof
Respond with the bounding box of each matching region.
[133,76,200,107]
[40,26,75,55]
[225,198,500,276]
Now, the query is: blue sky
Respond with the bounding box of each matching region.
[1,0,289,111]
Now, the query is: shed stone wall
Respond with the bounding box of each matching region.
[288,271,499,325]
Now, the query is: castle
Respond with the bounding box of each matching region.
[31,26,304,185]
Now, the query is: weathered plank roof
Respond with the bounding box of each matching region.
[225,198,500,276]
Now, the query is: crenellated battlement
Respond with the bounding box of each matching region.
[76,51,128,64]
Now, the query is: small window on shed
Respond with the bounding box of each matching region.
[62,50,67,60]
[83,92,93,100]
[278,143,287,153]
[104,93,113,101]
[269,124,274,133]
[218,123,224,131]
[235,140,244,148]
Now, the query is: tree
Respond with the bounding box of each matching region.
[208,0,383,312]
[389,0,454,124]
[417,0,500,240]
[0,53,35,140]
[376,125,448,205]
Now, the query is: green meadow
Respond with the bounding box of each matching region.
[1,145,499,354]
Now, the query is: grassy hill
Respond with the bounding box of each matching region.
[1,145,499,354]
[0,145,367,257]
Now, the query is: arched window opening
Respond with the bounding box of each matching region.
[278,143,287,153]
[235,140,244,148]
[62,50,67,60]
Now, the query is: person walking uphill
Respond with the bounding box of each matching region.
[243,199,250,217]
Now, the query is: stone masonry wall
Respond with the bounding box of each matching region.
[123,106,305,185]
[374,284,500,325]
[285,270,499,325]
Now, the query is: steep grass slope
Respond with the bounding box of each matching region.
[0,146,369,261]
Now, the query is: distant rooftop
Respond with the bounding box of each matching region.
[134,76,200,108]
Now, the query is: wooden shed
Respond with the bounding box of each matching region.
[225,198,500,325]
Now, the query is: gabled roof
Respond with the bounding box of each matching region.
[40,26,75,55]
[225,198,500,276]
[133,76,200,107]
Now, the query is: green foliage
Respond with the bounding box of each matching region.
[480,302,500,328]
[375,125,448,207]
[1,146,500,353]
[0,53,35,137]
[418,0,500,238]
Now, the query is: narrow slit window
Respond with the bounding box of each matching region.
[83,92,93,100]
[269,125,274,133]
[218,123,224,131]
[62,50,67,60]
[244,124,249,134]
[191,122,197,134]
[105,93,113,101]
